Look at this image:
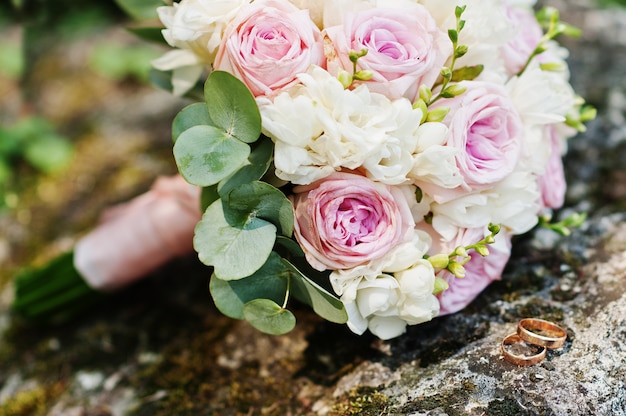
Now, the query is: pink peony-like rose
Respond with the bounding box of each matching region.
[74,175,202,292]
[432,226,512,315]
[324,5,451,100]
[292,172,415,271]
[500,5,545,76]
[539,126,567,209]
[428,81,524,202]
[213,0,325,97]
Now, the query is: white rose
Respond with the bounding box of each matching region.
[152,0,246,95]
[409,122,462,190]
[431,170,540,240]
[507,64,577,126]
[367,315,408,340]
[158,0,245,61]
[329,227,432,299]
[395,260,440,325]
[345,275,409,339]
[419,0,513,79]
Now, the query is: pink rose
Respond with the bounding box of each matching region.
[74,175,202,292]
[213,0,325,97]
[429,81,524,202]
[432,227,512,315]
[324,5,451,100]
[500,5,545,76]
[538,127,567,209]
[292,172,415,271]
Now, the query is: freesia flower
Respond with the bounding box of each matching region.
[258,66,424,185]
[214,0,325,97]
[291,172,415,271]
[430,226,513,315]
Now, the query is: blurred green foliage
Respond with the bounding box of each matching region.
[0,117,74,209]
[89,41,162,82]
[598,0,626,5]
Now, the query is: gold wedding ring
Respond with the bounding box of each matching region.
[517,318,567,349]
[501,333,546,366]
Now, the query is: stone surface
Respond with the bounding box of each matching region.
[1,0,626,415]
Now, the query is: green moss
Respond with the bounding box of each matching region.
[0,382,66,416]
[398,389,470,416]
[486,396,530,416]
[512,297,565,322]
[330,387,389,416]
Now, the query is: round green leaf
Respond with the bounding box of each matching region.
[242,299,296,335]
[217,138,273,197]
[204,71,261,144]
[283,260,348,324]
[200,185,219,212]
[194,200,276,280]
[172,103,213,143]
[224,181,294,237]
[209,252,289,319]
[174,125,250,187]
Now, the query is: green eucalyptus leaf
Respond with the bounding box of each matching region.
[194,199,276,280]
[200,185,219,212]
[126,27,166,45]
[451,65,484,82]
[283,260,347,324]
[204,71,261,144]
[224,181,294,236]
[275,236,305,258]
[217,138,273,197]
[114,0,161,20]
[149,68,173,92]
[242,299,296,335]
[173,125,250,187]
[172,103,213,143]
[209,252,289,319]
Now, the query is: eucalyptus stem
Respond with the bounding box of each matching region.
[282,276,291,310]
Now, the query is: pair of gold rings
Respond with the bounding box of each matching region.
[501,318,567,366]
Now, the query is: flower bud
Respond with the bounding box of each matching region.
[454,246,468,258]
[426,107,450,123]
[488,223,501,235]
[433,276,449,295]
[337,70,353,89]
[475,245,489,257]
[413,99,428,124]
[447,261,466,278]
[454,44,468,58]
[427,253,450,269]
[419,84,432,102]
[540,62,566,72]
[354,69,374,81]
[441,84,467,98]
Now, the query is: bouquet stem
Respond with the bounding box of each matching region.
[12,251,103,323]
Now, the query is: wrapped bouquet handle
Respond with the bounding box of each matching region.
[12,175,201,322]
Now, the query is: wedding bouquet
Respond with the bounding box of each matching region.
[13,0,594,340]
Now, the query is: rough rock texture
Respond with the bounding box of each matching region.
[2,0,626,415]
